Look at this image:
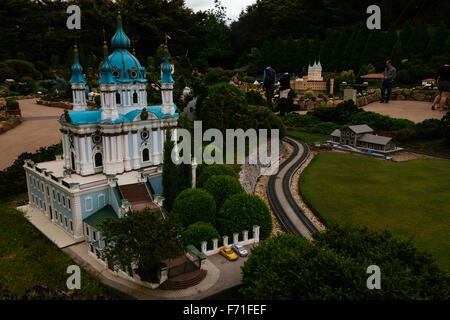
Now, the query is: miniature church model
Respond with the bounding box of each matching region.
[23,13,178,254]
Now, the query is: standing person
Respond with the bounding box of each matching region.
[431,63,450,110]
[279,72,291,98]
[380,60,397,103]
[263,65,276,109]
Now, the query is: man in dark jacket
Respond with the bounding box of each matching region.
[263,65,276,109]
[380,60,396,103]
[279,72,291,98]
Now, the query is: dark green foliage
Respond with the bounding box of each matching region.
[246,105,286,138]
[6,99,19,110]
[182,222,220,250]
[0,144,61,202]
[441,111,450,146]
[240,226,450,300]
[218,193,272,240]
[162,129,192,212]
[197,82,248,132]
[94,95,101,106]
[100,208,182,283]
[416,119,443,139]
[246,90,265,106]
[197,163,239,188]
[172,188,216,228]
[204,175,244,211]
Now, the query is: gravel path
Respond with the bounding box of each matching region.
[0,99,63,170]
[363,100,446,123]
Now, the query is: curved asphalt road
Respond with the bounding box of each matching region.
[267,136,319,239]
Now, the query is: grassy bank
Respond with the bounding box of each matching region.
[300,152,450,272]
[0,203,130,299]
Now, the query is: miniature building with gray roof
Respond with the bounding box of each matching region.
[330,125,396,152]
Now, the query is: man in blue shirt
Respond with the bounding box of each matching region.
[380,60,396,103]
[263,65,276,109]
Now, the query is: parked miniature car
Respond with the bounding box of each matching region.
[231,244,248,257]
[219,247,238,261]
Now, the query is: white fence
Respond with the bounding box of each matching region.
[200,225,260,256]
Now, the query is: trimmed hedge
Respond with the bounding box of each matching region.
[204,175,244,211]
[172,188,216,227]
[197,164,239,188]
[182,222,220,250]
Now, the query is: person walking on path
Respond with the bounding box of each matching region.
[279,72,291,98]
[431,63,450,111]
[263,65,276,109]
[380,60,397,103]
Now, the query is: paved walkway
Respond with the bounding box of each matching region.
[363,100,446,123]
[18,204,248,300]
[0,99,63,170]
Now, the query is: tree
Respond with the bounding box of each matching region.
[100,208,182,283]
[218,193,272,240]
[407,20,429,59]
[197,163,239,187]
[172,188,216,227]
[182,221,220,250]
[240,226,450,300]
[197,82,248,132]
[204,175,244,211]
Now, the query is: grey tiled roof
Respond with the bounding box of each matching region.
[359,134,392,145]
[330,129,341,137]
[348,125,374,134]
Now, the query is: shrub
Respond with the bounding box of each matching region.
[204,175,244,211]
[304,91,313,99]
[416,119,443,139]
[392,128,416,142]
[197,164,239,188]
[218,193,272,240]
[246,105,286,138]
[246,90,265,106]
[441,111,450,146]
[94,94,101,106]
[6,99,19,110]
[172,188,216,227]
[182,222,220,250]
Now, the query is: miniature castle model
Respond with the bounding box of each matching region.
[293,61,327,92]
[330,125,396,152]
[23,13,178,258]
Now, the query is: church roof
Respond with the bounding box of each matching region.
[111,12,131,49]
[161,46,174,84]
[83,205,117,229]
[69,45,86,84]
[99,42,116,84]
[68,106,178,125]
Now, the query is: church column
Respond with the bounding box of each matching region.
[79,135,87,174]
[62,133,69,168]
[152,129,159,164]
[160,128,165,163]
[116,134,124,173]
[123,132,131,171]
[71,195,84,241]
[74,136,81,174]
[132,130,139,169]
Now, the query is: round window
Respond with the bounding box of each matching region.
[140,128,149,140]
[92,134,102,144]
[112,68,120,78]
[130,71,137,78]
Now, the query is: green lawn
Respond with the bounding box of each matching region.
[300,152,450,272]
[287,131,329,145]
[0,203,130,299]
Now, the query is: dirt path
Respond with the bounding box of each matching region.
[0,99,62,170]
[363,100,446,123]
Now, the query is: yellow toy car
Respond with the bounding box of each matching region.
[219,246,238,261]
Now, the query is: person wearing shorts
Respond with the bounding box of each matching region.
[431,64,450,111]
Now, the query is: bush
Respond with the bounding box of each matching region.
[416,119,443,139]
[304,91,313,99]
[182,222,220,250]
[441,111,450,146]
[392,128,417,142]
[246,105,286,138]
[204,175,244,211]
[172,188,216,228]
[197,164,239,188]
[240,226,450,300]
[218,193,272,240]
[94,94,101,106]
[6,99,19,110]
[246,90,265,106]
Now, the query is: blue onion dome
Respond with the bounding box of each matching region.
[99,41,116,84]
[111,11,131,49]
[161,45,174,84]
[69,45,86,84]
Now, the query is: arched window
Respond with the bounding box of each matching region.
[142,148,150,162]
[71,152,76,170]
[94,153,103,167]
[133,91,138,104]
[116,92,121,104]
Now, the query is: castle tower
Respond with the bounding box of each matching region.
[99,41,118,122]
[160,45,175,115]
[69,45,87,111]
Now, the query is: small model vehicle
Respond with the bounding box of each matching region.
[220,247,238,261]
[231,244,248,257]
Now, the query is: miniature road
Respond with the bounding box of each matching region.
[267,137,319,239]
[0,99,62,170]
